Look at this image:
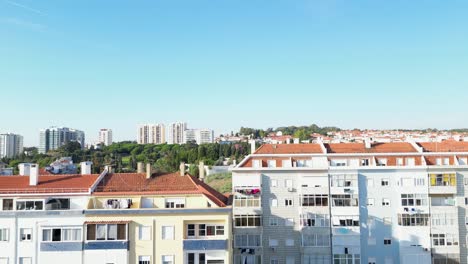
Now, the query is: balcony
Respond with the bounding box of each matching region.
[233,187,261,208]
[429,174,456,194]
[183,239,228,250]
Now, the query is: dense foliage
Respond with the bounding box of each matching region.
[240,124,341,140]
[1,142,251,175]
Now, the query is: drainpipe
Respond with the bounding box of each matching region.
[14,212,18,264]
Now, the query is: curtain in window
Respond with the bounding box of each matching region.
[96,224,106,240]
[107,224,117,240]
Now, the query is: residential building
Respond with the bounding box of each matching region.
[137,124,165,144]
[168,122,186,144]
[99,129,113,146]
[39,127,85,154]
[0,162,231,264]
[0,133,23,158]
[184,129,215,144]
[232,141,468,264]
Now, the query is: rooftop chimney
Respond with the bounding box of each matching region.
[364,138,371,149]
[198,161,205,182]
[18,163,31,176]
[29,164,39,186]
[179,162,185,176]
[80,161,92,175]
[146,163,152,179]
[250,140,256,154]
[104,165,113,174]
[137,162,144,173]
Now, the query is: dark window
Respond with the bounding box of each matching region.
[52,229,61,241]
[86,224,96,240]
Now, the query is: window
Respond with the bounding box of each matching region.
[401,194,427,206]
[0,257,8,264]
[430,174,456,186]
[270,258,279,264]
[397,214,430,226]
[302,234,330,247]
[286,256,295,264]
[284,199,293,207]
[432,213,456,226]
[165,198,185,208]
[377,158,387,166]
[267,160,276,168]
[285,218,294,226]
[271,199,278,207]
[20,228,32,241]
[269,217,279,226]
[234,255,261,264]
[367,198,374,206]
[233,189,261,207]
[234,234,261,247]
[252,160,261,168]
[19,258,31,264]
[406,158,415,166]
[368,257,376,264]
[0,228,8,241]
[432,233,458,246]
[286,238,294,246]
[382,198,390,206]
[197,224,224,237]
[330,174,357,187]
[285,179,293,188]
[332,216,359,227]
[269,238,279,247]
[415,178,425,186]
[384,238,392,245]
[86,224,127,241]
[396,158,403,166]
[45,198,70,210]
[301,194,328,206]
[333,255,360,264]
[42,228,81,242]
[432,234,445,246]
[16,200,43,210]
[361,159,370,166]
[139,226,151,240]
[162,226,174,240]
[139,256,151,264]
[2,199,13,211]
[234,215,262,227]
[443,158,450,165]
[381,179,389,186]
[300,213,329,227]
[271,179,278,187]
[331,194,358,207]
[162,255,174,264]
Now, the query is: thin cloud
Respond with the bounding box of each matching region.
[2,0,46,16]
[1,17,46,32]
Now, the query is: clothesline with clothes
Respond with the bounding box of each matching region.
[235,188,261,196]
[104,199,133,209]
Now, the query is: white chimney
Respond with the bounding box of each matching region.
[19,163,31,176]
[146,163,152,179]
[293,138,300,144]
[198,161,205,181]
[179,162,185,176]
[80,161,92,175]
[364,138,371,149]
[137,162,144,173]
[250,140,256,154]
[286,138,291,144]
[29,164,39,186]
[104,165,113,174]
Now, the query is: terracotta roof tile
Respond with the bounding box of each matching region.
[326,142,417,153]
[254,144,324,154]
[94,172,227,207]
[0,174,101,194]
[418,141,468,152]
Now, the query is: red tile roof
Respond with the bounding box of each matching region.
[94,172,227,207]
[418,141,468,152]
[0,174,101,194]
[255,144,324,154]
[325,142,417,153]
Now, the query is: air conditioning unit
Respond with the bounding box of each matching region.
[287,187,295,192]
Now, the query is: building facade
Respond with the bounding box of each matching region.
[0,133,23,158]
[138,124,166,145]
[39,127,85,154]
[184,129,215,145]
[99,129,113,146]
[168,122,186,145]
[232,141,468,264]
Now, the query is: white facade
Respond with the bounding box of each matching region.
[168,122,186,145]
[137,124,165,144]
[39,127,85,154]
[184,129,215,144]
[99,129,113,146]
[0,133,23,158]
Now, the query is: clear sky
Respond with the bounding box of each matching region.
[1,0,467,146]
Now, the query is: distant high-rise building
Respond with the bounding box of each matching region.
[137,124,165,144]
[184,129,214,144]
[0,133,23,158]
[98,129,113,146]
[168,122,186,144]
[39,127,85,154]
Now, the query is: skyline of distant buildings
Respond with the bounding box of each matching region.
[98,128,113,146]
[0,133,23,159]
[38,127,85,154]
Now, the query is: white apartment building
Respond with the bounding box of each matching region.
[168,122,186,145]
[0,133,23,158]
[137,124,165,144]
[232,141,468,264]
[184,129,215,144]
[99,129,113,146]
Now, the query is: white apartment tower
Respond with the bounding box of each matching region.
[184,129,215,144]
[98,129,113,146]
[137,124,165,144]
[0,133,23,158]
[168,122,186,145]
[232,141,468,264]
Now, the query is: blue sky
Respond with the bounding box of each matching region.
[1,0,467,146]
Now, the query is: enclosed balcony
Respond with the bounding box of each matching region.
[429,174,456,194]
